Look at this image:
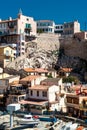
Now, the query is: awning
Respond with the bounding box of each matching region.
[19,100,48,106]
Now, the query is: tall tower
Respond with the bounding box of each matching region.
[18,8,23,18]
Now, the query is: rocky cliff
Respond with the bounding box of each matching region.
[59,36,87,61]
[6,33,60,70]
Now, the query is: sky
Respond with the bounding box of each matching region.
[0,0,87,30]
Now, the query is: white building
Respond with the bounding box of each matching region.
[54,24,63,34]
[0,9,36,57]
[37,20,55,33]
[25,84,60,114]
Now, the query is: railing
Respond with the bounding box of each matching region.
[0,32,18,36]
[8,24,14,28]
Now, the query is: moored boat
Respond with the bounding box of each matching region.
[17,114,40,127]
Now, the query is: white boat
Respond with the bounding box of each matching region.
[18,114,40,127]
[61,121,72,130]
[69,123,80,130]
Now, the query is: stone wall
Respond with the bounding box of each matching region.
[59,36,87,61]
[36,33,60,51]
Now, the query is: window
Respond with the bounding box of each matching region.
[67,97,72,103]
[26,18,29,21]
[14,29,16,33]
[11,50,13,54]
[46,28,48,32]
[30,90,33,96]
[22,52,24,55]
[13,97,17,102]
[6,50,9,56]
[37,91,39,96]
[25,23,31,28]
[19,96,24,101]
[22,48,24,50]
[22,42,24,46]
[42,91,47,97]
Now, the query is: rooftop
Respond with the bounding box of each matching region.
[20,75,41,82]
[0,19,17,23]
[60,67,72,72]
[42,78,61,82]
[24,68,48,73]
[3,75,20,80]
[0,45,14,49]
[37,20,54,23]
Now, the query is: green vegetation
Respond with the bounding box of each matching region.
[37,29,44,33]
[63,76,80,84]
[47,73,53,78]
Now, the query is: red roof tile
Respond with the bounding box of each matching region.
[20,75,41,82]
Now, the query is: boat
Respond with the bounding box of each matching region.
[39,115,57,122]
[61,121,72,130]
[17,114,40,127]
[69,123,80,130]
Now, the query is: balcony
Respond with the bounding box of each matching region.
[8,24,14,28]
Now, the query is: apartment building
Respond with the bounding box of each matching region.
[37,20,63,34]
[54,24,63,34]
[37,20,55,33]
[66,91,87,119]
[0,9,36,57]
[63,20,80,35]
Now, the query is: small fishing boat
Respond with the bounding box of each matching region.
[18,114,40,127]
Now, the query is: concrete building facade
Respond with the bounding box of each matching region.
[37,20,55,33]
[0,10,36,57]
[54,24,63,34]
[63,20,80,35]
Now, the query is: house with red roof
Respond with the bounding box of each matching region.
[19,84,60,114]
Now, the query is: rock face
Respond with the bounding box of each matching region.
[59,36,87,61]
[36,33,60,51]
[6,33,87,78]
[6,40,59,70]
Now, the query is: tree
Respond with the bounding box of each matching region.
[63,76,80,84]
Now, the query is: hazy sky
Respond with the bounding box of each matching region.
[0,0,87,30]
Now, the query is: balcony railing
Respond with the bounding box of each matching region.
[8,24,14,28]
